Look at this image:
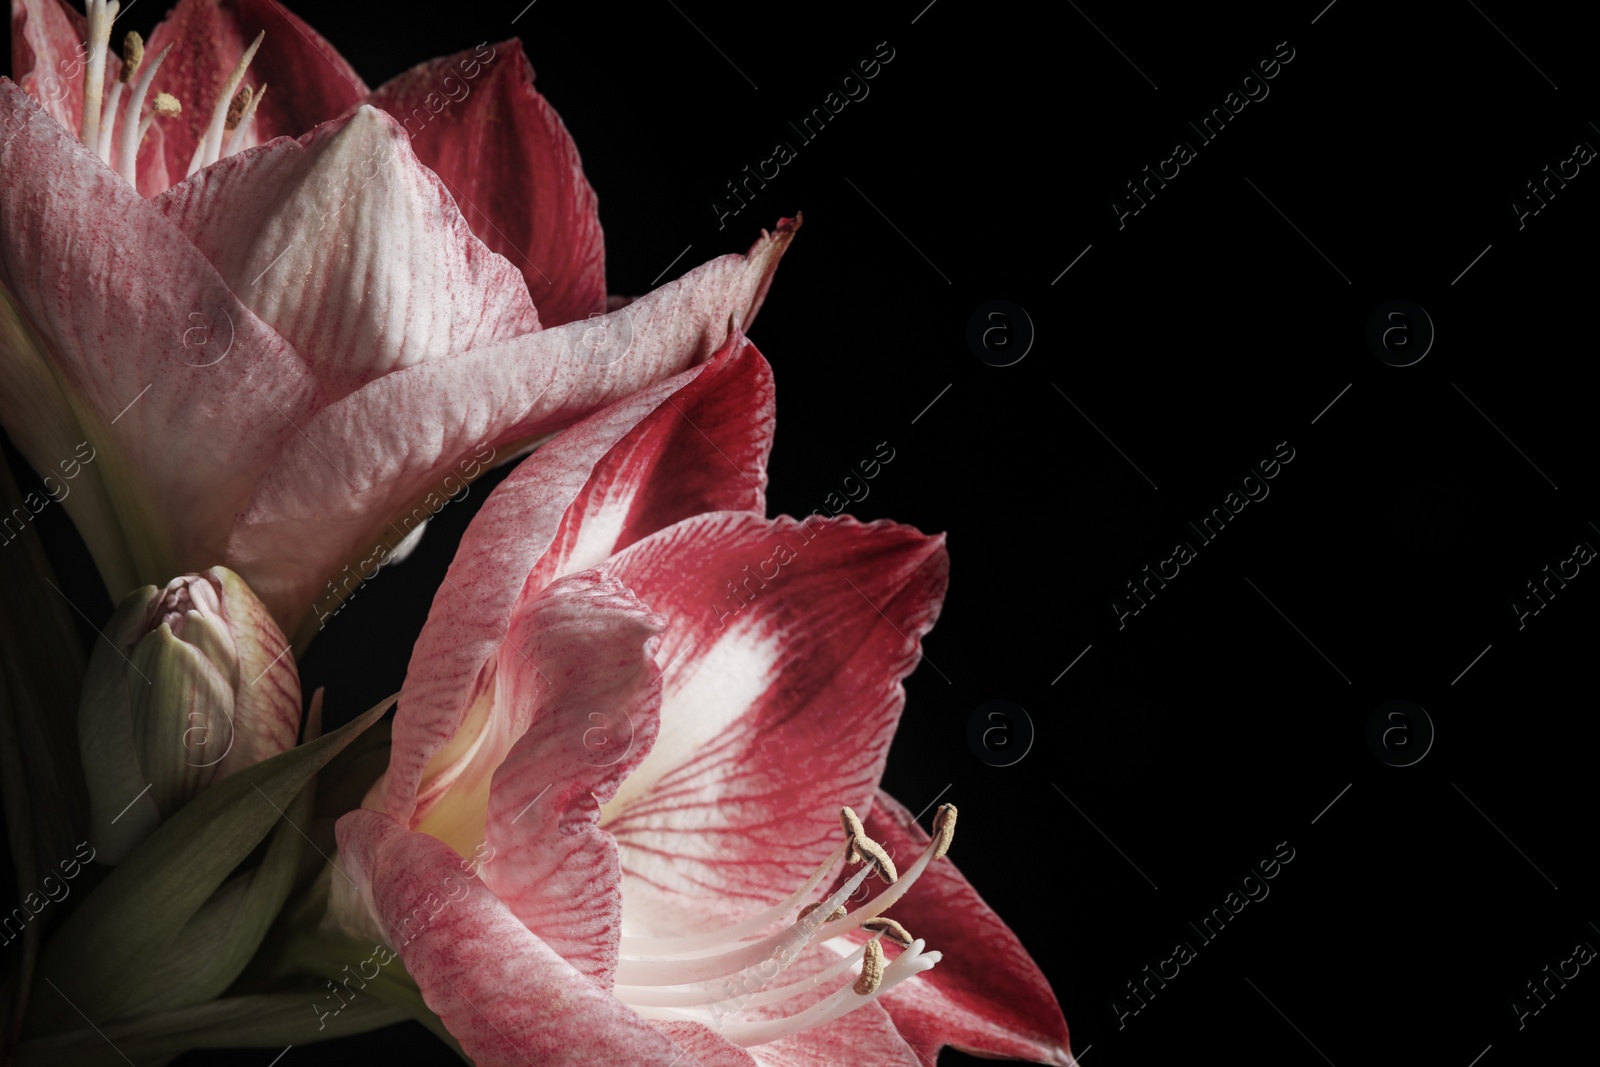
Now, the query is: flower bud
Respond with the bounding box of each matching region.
[79,567,301,863]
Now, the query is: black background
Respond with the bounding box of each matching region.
[5,0,1599,1064]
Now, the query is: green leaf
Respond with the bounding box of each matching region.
[118,776,315,1016]
[13,987,412,1067]
[28,693,395,1035]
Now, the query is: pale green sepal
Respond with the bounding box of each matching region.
[118,777,314,1017]
[27,693,396,1035]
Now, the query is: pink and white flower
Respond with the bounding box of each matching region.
[331,337,1073,1065]
[2,0,796,643]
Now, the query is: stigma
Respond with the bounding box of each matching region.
[611,804,957,1049]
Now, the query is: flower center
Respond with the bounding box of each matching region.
[610,804,957,1048]
[75,0,267,188]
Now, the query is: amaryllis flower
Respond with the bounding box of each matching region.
[1,0,797,644]
[329,337,1072,1064]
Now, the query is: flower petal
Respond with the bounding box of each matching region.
[536,336,772,585]
[0,80,325,601]
[456,570,664,986]
[153,104,541,402]
[865,789,1074,1066]
[143,0,368,183]
[596,511,949,937]
[650,1022,758,1066]
[387,336,770,830]
[335,808,706,1067]
[745,1002,925,1067]
[237,220,793,643]
[10,0,88,134]
[366,40,604,327]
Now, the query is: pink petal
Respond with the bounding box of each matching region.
[335,809,707,1067]
[650,1022,759,1066]
[597,512,948,937]
[235,219,793,641]
[0,80,325,600]
[154,104,541,401]
[388,336,770,829]
[534,336,772,586]
[474,570,665,986]
[143,0,367,184]
[745,1003,925,1067]
[10,0,88,134]
[366,40,604,327]
[865,789,1074,1066]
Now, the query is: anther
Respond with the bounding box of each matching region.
[840,806,867,864]
[223,84,266,157]
[224,85,253,131]
[152,93,182,118]
[860,917,913,948]
[120,31,143,83]
[798,902,846,923]
[840,805,896,882]
[853,940,884,996]
[931,803,957,860]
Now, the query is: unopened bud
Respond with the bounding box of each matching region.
[79,567,301,863]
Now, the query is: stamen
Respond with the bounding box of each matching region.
[619,841,848,956]
[860,916,913,948]
[852,940,884,995]
[931,802,957,859]
[121,30,144,82]
[840,806,867,864]
[716,939,942,1048]
[840,805,896,882]
[94,31,142,161]
[115,43,173,182]
[610,801,953,1048]
[78,0,120,151]
[615,940,867,1009]
[821,803,957,936]
[137,93,181,144]
[95,79,123,161]
[187,30,264,177]
[612,864,874,987]
[222,83,267,158]
[224,85,253,131]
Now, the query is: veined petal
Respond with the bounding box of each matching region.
[234,220,794,644]
[143,0,368,183]
[650,1022,758,1066]
[596,512,949,937]
[9,0,89,133]
[335,809,710,1067]
[0,80,325,602]
[865,789,1074,1066]
[154,104,541,403]
[472,571,663,986]
[746,1002,925,1067]
[387,335,768,830]
[366,40,604,327]
[536,337,772,586]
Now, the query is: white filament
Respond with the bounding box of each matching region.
[115,43,172,183]
[186,30,263,176]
